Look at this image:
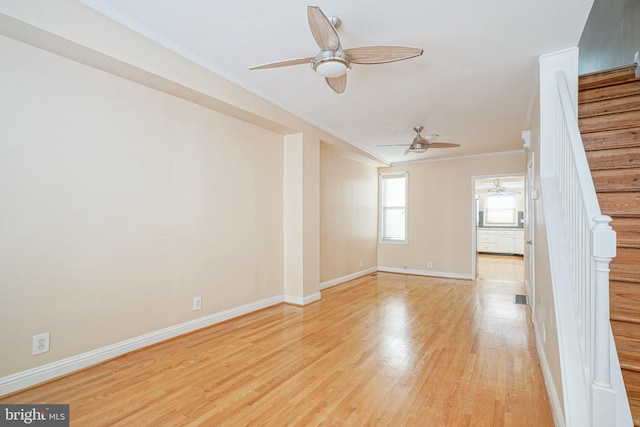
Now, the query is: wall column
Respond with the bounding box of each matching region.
[283,133,320,305]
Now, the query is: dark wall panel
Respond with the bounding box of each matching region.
[579,0,640,74]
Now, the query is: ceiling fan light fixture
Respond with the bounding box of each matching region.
[409,141,428,153]
[312,51,351,78]
[315,60,348,77]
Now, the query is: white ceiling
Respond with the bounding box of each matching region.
[81,0,593,165]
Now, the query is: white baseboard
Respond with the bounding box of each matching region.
[319,267,378,290]
[533,318,565,427]
[0,295,284,397]
[284,292,321,306]
[378,266,474,280]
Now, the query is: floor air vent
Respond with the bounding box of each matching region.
[515,294,528,305]
[370,273,378,276]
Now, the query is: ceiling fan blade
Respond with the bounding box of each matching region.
[325,74,347,94]
[377,144,411,147]
[249,57,313,70]
[308,6,340,50]
[423,134,439,142]
[428,142,461,148]
[344,46,423,64]
[403,148,412,155]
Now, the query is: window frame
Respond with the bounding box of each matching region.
[484,193,518,226]
[379,171,408,244]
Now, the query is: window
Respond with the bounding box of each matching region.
[485,194,517,225]
[380,172,407,243]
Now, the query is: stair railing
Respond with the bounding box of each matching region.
[539,49,625,426]
[556,69,619,426]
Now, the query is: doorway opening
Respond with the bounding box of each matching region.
[473,175,526,285]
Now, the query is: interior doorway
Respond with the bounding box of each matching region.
[472,175,526,285]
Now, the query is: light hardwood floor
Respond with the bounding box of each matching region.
[1,255,553,426]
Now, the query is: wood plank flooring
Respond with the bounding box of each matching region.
[1,255,553,426]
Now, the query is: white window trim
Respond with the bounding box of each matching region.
[483,193,519,226]
[379,171,408,244]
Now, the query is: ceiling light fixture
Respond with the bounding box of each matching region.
[410,144,428,153]
[312,51,351,78]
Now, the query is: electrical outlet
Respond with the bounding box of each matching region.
[427,261,433,269]
[193,296,202,311]
[32,332,50,355]
[359,260,363,267]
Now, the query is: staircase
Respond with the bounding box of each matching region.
[578,64,640,425]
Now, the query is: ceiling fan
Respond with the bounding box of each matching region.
[249,5,423,94]
[378,126,461,154]
[485,179,521,196]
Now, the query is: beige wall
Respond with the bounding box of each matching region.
[0,1,555,398]
[0,35,284,375]
[0,1,387,383]
[283,133,322,301]
[528,93,565,412]
[378,152,526,277]
[320,143,378,283]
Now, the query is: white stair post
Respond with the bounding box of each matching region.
[592,215,617,426]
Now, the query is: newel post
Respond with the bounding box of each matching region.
[591,214,617,426]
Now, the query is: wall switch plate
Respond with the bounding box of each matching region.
[193,296,202,311]
[359,260,363,267]
[427,261,433,269]
[33,332,50,355]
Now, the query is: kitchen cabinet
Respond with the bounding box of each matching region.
[477,228,524,255]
